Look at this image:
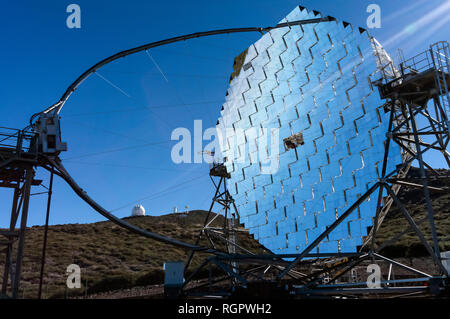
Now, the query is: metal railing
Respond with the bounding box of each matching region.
[399,41,449,77]
[398,41,450,132]
[0,127,36,154]
[399,50,433,75]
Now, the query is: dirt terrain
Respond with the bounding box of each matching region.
[0,168,448,299]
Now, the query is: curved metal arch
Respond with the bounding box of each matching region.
[30,17,333,124]
[43,157,225,254]
[27,17,334,254]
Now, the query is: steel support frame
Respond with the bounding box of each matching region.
[275,62,450,285]
[1,164,34,298]
[184,169,241,287]
[288,127,445,284]
[37,167,54,299]
[184,45,450,297]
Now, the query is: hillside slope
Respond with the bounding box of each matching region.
[374,168,450,256]
[0,210,265,298]
[0,168,448,298]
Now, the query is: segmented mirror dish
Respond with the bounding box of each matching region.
[216,6,403,254]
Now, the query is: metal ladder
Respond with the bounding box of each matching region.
[430,41,450,134]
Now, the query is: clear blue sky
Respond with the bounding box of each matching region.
[1,0,449,227]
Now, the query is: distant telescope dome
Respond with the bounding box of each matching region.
[131,205,146,217]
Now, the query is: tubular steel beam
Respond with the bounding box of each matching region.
[31,17,333,122]
[376,216,428,253]
[182,258,211,289]
[372,253,432,278]
[300,255,369,289]
[217,252,362,261]
[313,277,432,289]
[295,286,429,296]
[393,131,448,136]
[9,19,447,297]
[11,165,34,298]
[1,187,20,295]
[184,175,224,273]
[277,182,381,280]
[383,184,447,274]
[45,158,224,254]
[38,168,54,299]
[391,138,440,174]
[211,258,248,287]
[408,104,443,267]
[371,108,394,252]
[326,254,370,286]
[386,179,446,192]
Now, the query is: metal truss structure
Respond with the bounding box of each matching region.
[182,42,450,298]
[0,128,41,298]
[183,162,241,288]
[0,13,448,298]
[0,17,337,299]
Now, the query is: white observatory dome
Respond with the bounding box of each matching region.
[131,205,146,217]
